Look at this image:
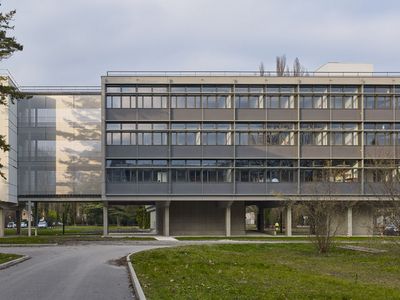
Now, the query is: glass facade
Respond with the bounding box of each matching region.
[18,95,102,195]
[13,81,400,199]
[103,81,400,196]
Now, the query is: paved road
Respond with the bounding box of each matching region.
[0,243,161,300]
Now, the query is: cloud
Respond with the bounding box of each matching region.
[1,0,400,85]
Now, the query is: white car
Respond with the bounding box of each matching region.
[6,222,16,228]
[37,221,48,228]
[21,221,28,228]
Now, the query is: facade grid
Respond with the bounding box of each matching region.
[103,77,400,202]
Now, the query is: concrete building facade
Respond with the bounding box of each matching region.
[1,67,400,236]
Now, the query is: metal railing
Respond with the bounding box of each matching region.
[106,70,400,77]
[19,85,101,93]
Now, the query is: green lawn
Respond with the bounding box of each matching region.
[175,235,397,242]
[5,225,142,236]
[132,243,400,299]
[0,253,22,264]
[0,235,155,244]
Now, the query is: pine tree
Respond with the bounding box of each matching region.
[0,7,25,179]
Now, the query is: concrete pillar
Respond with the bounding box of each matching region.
[347,206,353,237]
[163,201,170,236]
[285,205,292,236]
[28,200,32,237]
[225,202,232,237]
[103,202,108,236]
[0,207,4,237]
[257,207,265,232]
[149,209,156,230]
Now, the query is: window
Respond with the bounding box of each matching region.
[300,95,328,109]
[364,86,393,109]
[106,123,121,130]
[331,123,359,146]
[265,95,294,108]
[112,96,121,108]
[121,133,130,145]
[121,96,131,108]
[236,95,263,108]
[266,169,295,183]
[106,86,121,93]
[300,123,328,145]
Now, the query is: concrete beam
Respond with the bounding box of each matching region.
[0,207,4,237]
[285,205,292,237]
[347,206,353,237]
[103,201,108,236]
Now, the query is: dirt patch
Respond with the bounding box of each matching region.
[339,245,387,253]
[108,256,128,267]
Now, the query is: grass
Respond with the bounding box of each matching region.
[0,235,155,244]
[176,236,311,241]
[2,225,155,244]
[5,225,142,236]
[0,253,22,264]
[132,243,400,299]
[175,235,398,242]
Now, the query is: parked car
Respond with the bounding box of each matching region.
[384,224,399,236]
[6,222,16,228]
[21,221,28,228]
[37,221,48,228]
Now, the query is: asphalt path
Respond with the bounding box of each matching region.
[0,243,162,300]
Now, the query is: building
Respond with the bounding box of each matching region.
[0,64,399,236]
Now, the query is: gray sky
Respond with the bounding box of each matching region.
[2,0,400,86]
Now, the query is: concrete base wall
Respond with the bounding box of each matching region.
[353,204,374,236]
[157,201,245,236]
[331,207,348,236]
[332,203,374,236]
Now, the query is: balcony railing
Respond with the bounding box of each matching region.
[106,70,400,77]
[19,86,101,93]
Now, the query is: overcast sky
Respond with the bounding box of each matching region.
[1,0,399,86]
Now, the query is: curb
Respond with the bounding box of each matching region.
[127,252,147,300]
[0,244,58,247]
[0,255,30,270]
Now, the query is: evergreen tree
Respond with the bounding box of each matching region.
[0,7,25,179]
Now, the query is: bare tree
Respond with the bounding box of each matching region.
[276,55,287,76]
[301,200,345,253]
[284,169,349,253]
[367,158,400,239]
[259,62,265,76]
[293,57,306,76]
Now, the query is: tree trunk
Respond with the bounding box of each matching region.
[34,202,38,226]
[16,209,21,235]
[62,211,66,235]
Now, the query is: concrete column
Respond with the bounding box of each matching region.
[225,202,232,237]
[28,200,32,237]
[257,207,265,232]
[0,207,4,237]
[285,205,292,236]
[103,202,108,236]
[149,209,156,230]
[163,201,170,236]
[347,206,353,237]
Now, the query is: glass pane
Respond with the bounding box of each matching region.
[121,96,130,108]
[122,132,130,145]
[112,96,121,108]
